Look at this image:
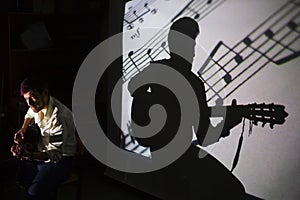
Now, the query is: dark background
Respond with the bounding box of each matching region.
[0,1,157,199]
[0,0,118,160]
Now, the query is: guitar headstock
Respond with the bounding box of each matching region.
[244,103,288,128]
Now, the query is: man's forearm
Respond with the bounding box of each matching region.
[22,118,33,129]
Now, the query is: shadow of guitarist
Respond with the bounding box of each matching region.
[128,17,287,199]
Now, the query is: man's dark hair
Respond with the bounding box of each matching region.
[169,17,199,39]
[168,17,200,54]
[20,73,48,96]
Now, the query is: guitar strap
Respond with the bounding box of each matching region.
[230,118,246,172]
[249,120,253,136]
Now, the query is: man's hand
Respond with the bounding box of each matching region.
[225,99,244,129]
[14,128,26,144]
[10,144,22,157]
[220,99,244,138]
[14,118,32,144]
[11,144,32,160]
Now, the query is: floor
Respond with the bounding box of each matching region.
[0,155,158,200]
[0,155,263,200]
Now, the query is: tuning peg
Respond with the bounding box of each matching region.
[253,120,258,126]
[231,99,237,106]
[283,107,288,117]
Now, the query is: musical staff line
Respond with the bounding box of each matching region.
[201,0,298,75]
[123,1,198,70]
[123,0,226,81]
[120,0,299,158]
[123,0,300,106]
[123,0,223,67]
[124,0,157,30]
[121,122,151,157]
[182,0,223,21]
[201,0,300,103]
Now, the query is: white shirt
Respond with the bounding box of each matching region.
[25,96,77,162]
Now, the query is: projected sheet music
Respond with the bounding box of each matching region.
[118,0,300,199]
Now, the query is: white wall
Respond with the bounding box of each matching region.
[122,0,300,199]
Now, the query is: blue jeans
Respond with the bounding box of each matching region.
[25,157,74,200]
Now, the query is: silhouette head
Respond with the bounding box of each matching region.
[168,17,200,63]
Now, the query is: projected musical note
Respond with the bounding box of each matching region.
[171,0,224,22]
[186,7,200,19]
[123,0,300,106]
[199,0,300,103]
[202,41,235,85]
[147,49,154,61]
[266,20,300,64]
[197,72,224,106]
[121,1,228,156]
[128,51,140,72]
[123,0,225,82]
[124,1,158,30]
[161,41,170,55]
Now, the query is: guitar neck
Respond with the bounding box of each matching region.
[208,104,247,117]
[208,103,287,128]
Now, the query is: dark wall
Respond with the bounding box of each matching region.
[0,0,128,160]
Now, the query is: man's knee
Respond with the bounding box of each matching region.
[27,182,45,198]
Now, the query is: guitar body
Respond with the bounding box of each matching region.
[20,123,41,154]
[12,123,41,160]
[14,124,41,188]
